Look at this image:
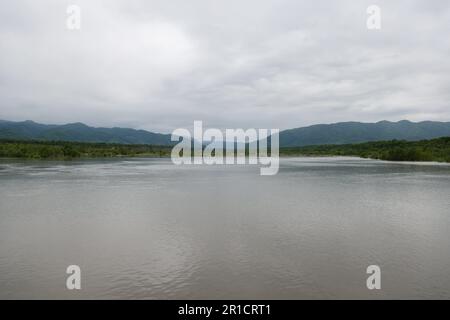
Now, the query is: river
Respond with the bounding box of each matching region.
[0,157,449,299]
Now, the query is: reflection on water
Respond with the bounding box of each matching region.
[0,157,449,299]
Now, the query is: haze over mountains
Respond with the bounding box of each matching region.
[1,119,450,147]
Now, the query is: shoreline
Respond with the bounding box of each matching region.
[1,137,449,163]
[1,154,449,165]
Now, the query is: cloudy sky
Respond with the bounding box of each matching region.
[0,0,449,133]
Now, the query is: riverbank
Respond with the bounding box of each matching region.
[280,137,450,162]
[0,140,172,159]
[1,137,449,162]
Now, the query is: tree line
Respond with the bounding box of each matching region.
[280,137,450,162]
[1,137,449,162]
[0,140,172,159]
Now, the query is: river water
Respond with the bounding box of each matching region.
[0,157,449,299]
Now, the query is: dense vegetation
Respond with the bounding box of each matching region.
[280,137,450,162]
[1,137,449,162]
[0,139,172,159]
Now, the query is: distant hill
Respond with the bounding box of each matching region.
[1,119,450,147]
[279,120,450,147]
[0,120,174,145]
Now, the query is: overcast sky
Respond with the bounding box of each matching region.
[0,0,449,133]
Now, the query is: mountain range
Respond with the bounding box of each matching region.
[280,120,450,147]
[1,119,450,147]
[0,120,173,145]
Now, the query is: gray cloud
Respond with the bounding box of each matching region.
[0,0,449,133]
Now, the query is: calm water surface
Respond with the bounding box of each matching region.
[0,157,449,299]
